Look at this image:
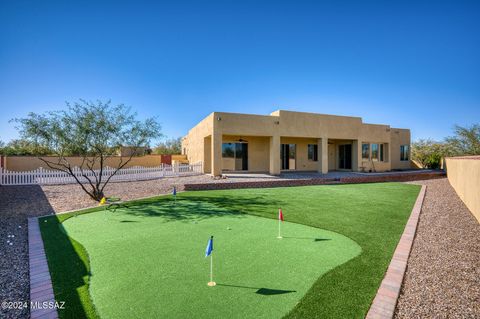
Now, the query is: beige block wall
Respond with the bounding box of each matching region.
[172,154,188,161]
[4,155,167,171]
[445,157,480,223]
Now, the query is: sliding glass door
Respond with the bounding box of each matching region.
[280,144,296,170]
[338,144,352,169]
[222,143,248,171]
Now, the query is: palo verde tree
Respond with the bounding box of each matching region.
[153,137,182,155]
[445,124,480,155]
[13,100,162,201]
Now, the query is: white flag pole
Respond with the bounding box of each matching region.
[277,218,282,239]
[208,253,216,286]
[210,254,213,282]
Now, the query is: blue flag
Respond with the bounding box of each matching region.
[173,186,176,196]
[205,236,213,257]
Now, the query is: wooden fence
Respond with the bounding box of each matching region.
[0,162,203,186]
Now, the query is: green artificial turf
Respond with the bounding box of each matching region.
[40,182,421,319]
[62,213,360,318]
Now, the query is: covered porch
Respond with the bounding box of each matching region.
[207,134,364,176]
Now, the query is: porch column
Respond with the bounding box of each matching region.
[269,135,280,175]
[211,132,222,176]
[317,137,328,174]
[352,140,359,171]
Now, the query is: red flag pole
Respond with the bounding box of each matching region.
[277,208,283,239]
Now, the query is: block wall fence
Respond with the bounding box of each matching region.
[2,154,187,171]
[445,156,480,222]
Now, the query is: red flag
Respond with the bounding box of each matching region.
[278,208,284,222]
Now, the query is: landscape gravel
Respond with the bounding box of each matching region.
[395,178,480,318]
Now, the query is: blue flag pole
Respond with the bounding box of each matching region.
[205,236,216,286]
[173,186,177,205]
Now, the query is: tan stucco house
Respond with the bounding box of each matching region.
[182,110,411,176]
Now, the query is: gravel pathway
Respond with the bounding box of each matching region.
[395,178,480,318]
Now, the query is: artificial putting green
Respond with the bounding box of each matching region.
[62,212,361,319]
[40,182,421,318]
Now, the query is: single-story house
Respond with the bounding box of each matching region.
[181,110,411,175]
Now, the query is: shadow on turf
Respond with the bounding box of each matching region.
[281,236,331,242]
[216,283,296,295]
[119,195,285,223]
[40,214,97,318]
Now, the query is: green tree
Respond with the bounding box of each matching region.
[0,138,54,156]
[445,124,480,155]
[13,100,162,201]
[411,139,455,169]
[153,137,182,155]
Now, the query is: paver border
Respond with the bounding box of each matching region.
[365,184,427,319]
[28,217,59,319]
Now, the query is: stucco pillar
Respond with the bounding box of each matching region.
[318,138,328,174]
[352,140,359,171]
[211,133,222,176]
[269,135,280,175]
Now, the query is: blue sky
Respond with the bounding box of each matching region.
[1,0,479,144]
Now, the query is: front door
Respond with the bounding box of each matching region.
[338,144,352,170]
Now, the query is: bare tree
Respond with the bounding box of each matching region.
[14,100,162,201]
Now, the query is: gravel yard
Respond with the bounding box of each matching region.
[0,186,55,319]
[0,176,478,319]
[395,178,480,318]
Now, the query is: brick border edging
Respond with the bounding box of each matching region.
[184,172,444,191]
[28,217,59,319]
[365,184,427,319]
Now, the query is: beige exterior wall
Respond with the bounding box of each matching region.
[445,157,480,223]
[182,110,411,175]
[390,128,411,170]
[181,114,214,173]
[4,155,171,171]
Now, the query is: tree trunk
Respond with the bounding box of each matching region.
[93,188,105,201]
